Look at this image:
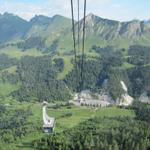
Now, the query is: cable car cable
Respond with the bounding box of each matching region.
[71,0,78,91]
[81,0,86,91]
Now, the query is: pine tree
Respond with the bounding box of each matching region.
[113,140,119,150]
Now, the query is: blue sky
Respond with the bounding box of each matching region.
[0,0,150,21]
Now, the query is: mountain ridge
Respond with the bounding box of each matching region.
[1,12,150,49]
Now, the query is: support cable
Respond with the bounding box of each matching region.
[81,0,87,91]
[77,0,81,91]
[71,0,78,91]
[77,0,80,52]
[71,0,87,92]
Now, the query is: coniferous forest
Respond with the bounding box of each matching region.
[33,102,150,150]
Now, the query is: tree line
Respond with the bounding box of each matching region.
[33,102,150,150]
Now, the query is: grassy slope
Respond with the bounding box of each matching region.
[122,62,135,69]
[1,65,17,74]
[0,43,136,150]
[0,100,135,150]
[0,82,19,97]
[0,46,44,59]
[56,56,73,80]
[47,106,135,132]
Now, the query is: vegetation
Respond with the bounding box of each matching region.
[33,102,150,150]
[0,45,149,103]
[128,45,150,66]
[0,101,135,150]
[0,106,33,144]
[0,54,17,70]
[45,39,59,53]
[0,46,44,58]
[0,12,150,150]
[17,37,45,51]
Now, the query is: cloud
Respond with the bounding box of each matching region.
[112,4,122,8]
[0,0,113,20]
[0,0,149,21]
[0,0,50,20]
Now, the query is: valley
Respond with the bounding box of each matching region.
[0,98,135,150]
[0,12,150,150]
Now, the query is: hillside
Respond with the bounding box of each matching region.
[0,13,29,43]
[0,12,150,150]
[0,12,149,104]
[1,13,150,51]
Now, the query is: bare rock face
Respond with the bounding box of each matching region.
[119,21,149,38]
[117,81,134,106]
[139,92,150,104]
[77,13,150,41]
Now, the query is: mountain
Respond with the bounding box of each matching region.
[0,13,29,43]
[145,19,150,25]
[25,15,71,47]
[73,13,150,48]
[81,14,148,39]
[29,15,51,26]
[1,12,150,50]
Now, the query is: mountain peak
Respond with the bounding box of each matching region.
[52,14,64,19]
[84,13,102,26]
[0,12,17,19]
[86,13,98,21]
[52,14,71,22]
[3,12,14,17]
[30,15,51,25]
[0,12,27,23]
[86,13,95,18]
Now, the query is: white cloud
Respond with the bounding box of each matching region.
[0,1,50,20]
[112,4,122,8]
[0,0,113,20]
[0,0,149,21]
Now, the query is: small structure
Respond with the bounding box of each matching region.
[43,101,55,134]
[72,90,113,107]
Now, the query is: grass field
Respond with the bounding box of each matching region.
[0,46,44,59]
[0,82,20,97]
[122,62,135,69]
[53,56,73,80]
[0,99,135,150]
[1,65,17,74]
[47,105,135,132]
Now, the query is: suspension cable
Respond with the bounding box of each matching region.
[77,0,81,91]
[81,0,87,91]
[77,0,80,52]
[71,0,78,91]
[71,0,86,92]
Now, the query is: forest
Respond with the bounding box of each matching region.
[0,54,17,70]
[0,45,149,102]
[11,56,71,102]
[0,44,149,149]
[0,105,34,143]
[33,102,150,150]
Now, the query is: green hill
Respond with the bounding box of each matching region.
[0,13,29,43]
[1,13,150,53]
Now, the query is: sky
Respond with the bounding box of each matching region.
[0,0,150,21]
